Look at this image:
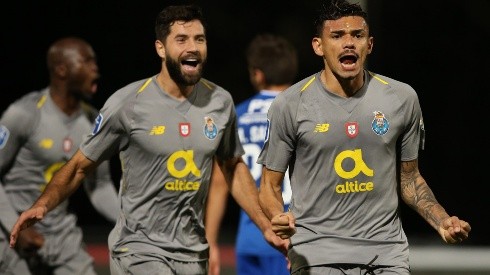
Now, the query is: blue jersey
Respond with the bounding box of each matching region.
[235,90,291,256]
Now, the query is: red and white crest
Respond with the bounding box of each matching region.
[63,137,73,152]
[345,122,359,138]
[179,123,191,137]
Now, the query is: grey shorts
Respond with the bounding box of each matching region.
[110,253,208,275]
[291,264,410,275]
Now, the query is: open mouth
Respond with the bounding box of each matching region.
[339,55,358,65]
[182,58,199,67]
[90,78,99,93]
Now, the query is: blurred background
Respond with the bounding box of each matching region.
[1,0,488,274]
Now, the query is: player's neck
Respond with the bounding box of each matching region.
[49,86,81,116]
[321,70,364,98]
[156,72,194,101]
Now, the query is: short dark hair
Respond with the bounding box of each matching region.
[155,5,207,42]
[314,0,368,36]
[246,33,298,86]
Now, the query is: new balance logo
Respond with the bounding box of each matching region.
[314,123,330,133]
[150,126,166,135]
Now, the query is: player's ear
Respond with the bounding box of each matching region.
[155,40,165,58]
[367,36,374,54]
[312,37,323,57]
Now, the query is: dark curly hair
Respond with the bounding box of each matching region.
[314,0,368,37]
[155,5,207,42]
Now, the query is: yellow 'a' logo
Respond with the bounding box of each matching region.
[165,150,201,191]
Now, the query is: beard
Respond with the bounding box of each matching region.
[166,54,204,86]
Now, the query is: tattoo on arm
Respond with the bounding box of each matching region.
[400,160,447,229]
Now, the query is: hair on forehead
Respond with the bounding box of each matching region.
[314,0,368,36]
[155,4,207,42]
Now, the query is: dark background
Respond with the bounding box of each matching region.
[1,1,487,246]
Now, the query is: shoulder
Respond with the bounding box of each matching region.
[235,96,254,113]
[3,90,46,118]
[367,71,418,100]
[103,77,154,109]
[274,73,318,105]
[198,78,234,105]
[12,90,46,109]
[0,90,46,133]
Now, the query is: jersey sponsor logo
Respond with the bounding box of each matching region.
[63,137,73,152]
[371,111,389,135]
[39,138,54,149]
[92,113,103,135]
[334,149,374,194]
[203,116,217,140]
[345,122,359,138]
[314,123,330,133]
[149,125,166,135]
[0,125,10,149]
[179,123,190,137]
[165,150,202,191]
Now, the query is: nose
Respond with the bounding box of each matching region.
[186,39,199,52]
[343,35,355,48]
[90,61,99,72]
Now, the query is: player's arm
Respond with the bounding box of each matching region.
[10,149,97,247]
[83,159,119,223]
[0,101,34,229]
[205,157,228,275]
[259,166,296,239]
[219,156,288,255]
[400,159,471,243]
[0,100,45,252]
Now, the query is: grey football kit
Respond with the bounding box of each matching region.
[0,89,118,274]
[258,70,425,274]
[79,76,243,273]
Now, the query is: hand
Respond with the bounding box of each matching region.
[271,212,296,239]
[208,242,220,275]
[438,216,471,244]
[264,228,290,256]
[15,227,44,257]
[262,212,295,256]
[10,206,47,248]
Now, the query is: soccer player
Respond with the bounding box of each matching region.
[0,37,118,274]
[9,5,286,275]
[258,1,471,274]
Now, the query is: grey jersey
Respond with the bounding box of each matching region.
[80,76,243,262]
[258,71,425,271]
[0,89,117,265]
